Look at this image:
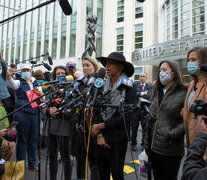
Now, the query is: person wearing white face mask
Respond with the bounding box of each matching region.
[7,63,43,172]
[144,60,187,180]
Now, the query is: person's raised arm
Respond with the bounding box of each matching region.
[7,68,20,90]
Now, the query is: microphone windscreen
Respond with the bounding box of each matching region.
[48,56,53,65]
[97,68,106,79]
[93,72,98,78]
[66,75,74,82]
[30,60,37,64]
[81,87,89,97]
[59,0,72,16]
[43,62,52,71]
[200,64,207,72]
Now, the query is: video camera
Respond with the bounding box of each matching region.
[191,99,207,116]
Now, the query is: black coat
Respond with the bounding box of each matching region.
[144,82,187,156]
[182,132,207,180]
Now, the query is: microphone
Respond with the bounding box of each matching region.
[88,78,104,107]
[42,80,59,86]
[59,0,72,16]
[200,64,207,72]
[85,68,105,104]
[116,77,133,90]
[87,73,98,85]
[97,68,106,79]
[71,74,89,89]
[66,75,74,82]
[138,97,156,123]
[42,75,74,86]
[30,60,37,64]
[57,75,74,86]
[67,74,89,97]
[42,61,52,71]
[48,55,53,65]
[116,77,133,103]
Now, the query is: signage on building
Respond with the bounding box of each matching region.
[132,34,207,65]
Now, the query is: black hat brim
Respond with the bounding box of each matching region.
[97,57,134,77]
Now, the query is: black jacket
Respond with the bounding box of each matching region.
[182,132,207,180]
[144,81,187,156]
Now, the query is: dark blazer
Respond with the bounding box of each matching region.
[136,82,153,100]
[182,132,207,180]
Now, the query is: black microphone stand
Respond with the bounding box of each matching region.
[139,98,156,180]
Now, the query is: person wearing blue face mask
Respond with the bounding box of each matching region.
[144,60,187,180]
[7,63,44,172]
[183,47,207,162]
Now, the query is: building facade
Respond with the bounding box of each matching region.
[132,0,207,83]
[0,0,158,82]
[0,0,103,70]
[102,0,158,82]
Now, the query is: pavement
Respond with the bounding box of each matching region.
[15,127,185,180]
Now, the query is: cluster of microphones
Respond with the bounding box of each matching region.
[36,68,134,117]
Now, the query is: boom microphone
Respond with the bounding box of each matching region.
[59,0,72,16]
[42,62,52,71]
[48,55,53,65]
[42,80,59,86]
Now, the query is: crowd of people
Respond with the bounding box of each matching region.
[0,47,206,180]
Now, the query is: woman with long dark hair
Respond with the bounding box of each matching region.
[183,47,207,159]
[47,65,73,180]
[145,60,187,180]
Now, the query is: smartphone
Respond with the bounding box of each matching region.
[7,122,19,129]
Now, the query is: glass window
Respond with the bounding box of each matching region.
[134,24,143,50]
[172,31,178,39]
[172,16,178,24]
[172,1,178,9]
[69,0,77,57]
[135,1,143,19]
[181,27,190,37]
[116,28,124,53]
[193,24,205,33]
[192,0,205,36]
[193,6,204,16]
[181,3,190,13]
[172,9,178,17]
[86,0,93,15]
[181,19,190,28]
[192,0,204,8]
[193,15,204,24]
[117,0,124,22]
[96,0,103,56]
[60,10,66,58]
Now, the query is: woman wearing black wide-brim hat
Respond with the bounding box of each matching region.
[92,52,136,180]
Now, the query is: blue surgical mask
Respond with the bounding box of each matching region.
[21,71,31,79]
[187,62,200,75]
[159,72,173,85]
